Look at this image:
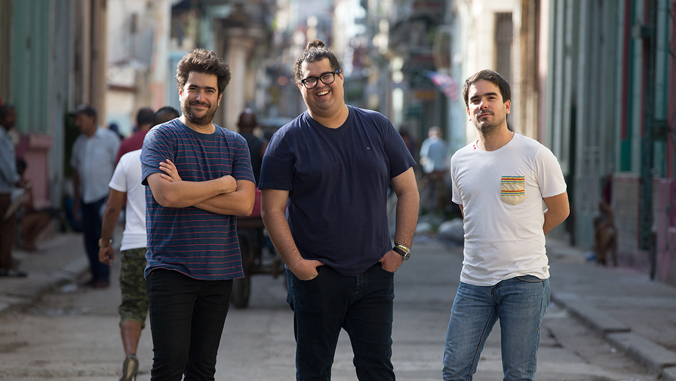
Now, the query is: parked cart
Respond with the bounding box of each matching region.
[232,190,285,308]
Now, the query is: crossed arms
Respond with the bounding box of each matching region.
[147,159,255,216]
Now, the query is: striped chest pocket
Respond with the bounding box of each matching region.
[500,176,525,205]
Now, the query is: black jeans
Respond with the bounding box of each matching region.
[81,197,109,281]
[286,263,396,381]
[146,269,233,381]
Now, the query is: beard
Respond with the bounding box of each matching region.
[181,100,218,126]
[473,111,506,135]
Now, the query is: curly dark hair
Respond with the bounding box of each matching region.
[462,69,511,108]
[293,40,342,83]
[176,49,231,96]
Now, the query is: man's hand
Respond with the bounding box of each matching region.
[159,159,182,182]
[288,258,325,281]
[379,250,403,273]
[99,245,114,265]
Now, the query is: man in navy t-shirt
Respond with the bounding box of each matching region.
[259,40,419,380]
[141,48,255,380]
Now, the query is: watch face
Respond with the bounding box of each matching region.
[402,252,410,261]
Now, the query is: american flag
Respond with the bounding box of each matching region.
[426,71,459,101]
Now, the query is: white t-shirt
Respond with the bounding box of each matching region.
[71,127,121,203]
[109,149,146,251]
[450,133,567,286]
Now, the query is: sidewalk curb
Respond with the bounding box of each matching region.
[606,332,676,375]
[550,292,630,335]
[663,366,676,381]
[552,292,676,378]
[0,257,88,317]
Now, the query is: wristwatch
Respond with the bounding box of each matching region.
[392,244,411,261]
[98,238,112,248]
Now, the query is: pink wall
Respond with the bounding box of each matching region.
[20,134,53,209]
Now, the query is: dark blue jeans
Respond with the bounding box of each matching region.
[81,197,109,281]
[146,269,233,381]
[286,263,395,381]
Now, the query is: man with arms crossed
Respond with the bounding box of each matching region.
[141,49,255,380]
[259,40,419,380]
[442,69,569,380]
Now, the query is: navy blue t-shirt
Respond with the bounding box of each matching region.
[259,106,415,276]
[141,119,255,280]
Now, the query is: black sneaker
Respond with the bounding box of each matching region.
[119,354,139,381]
[0,268,27,278]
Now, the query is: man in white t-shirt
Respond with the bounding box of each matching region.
[442,70,569,381]
[98,107,179,381]
[71,104,121,289]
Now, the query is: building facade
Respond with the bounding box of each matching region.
[545,0,676,285]
[0,0,107,212]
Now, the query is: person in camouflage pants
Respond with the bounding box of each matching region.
[118,248,148,325]
[99,107,179,381]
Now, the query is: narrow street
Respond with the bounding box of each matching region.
[0,238,654,380]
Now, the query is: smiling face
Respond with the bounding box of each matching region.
[179,71,222,127]
[466,79,511,135]
[298,58,345,119]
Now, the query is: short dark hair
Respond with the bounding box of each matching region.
[152,106,180,127]
[176,48,231,96]
[73,104,97,122]
[136,107,155,126]
[237,108,258,129]
[293,40,342,83]
[462,70,511,108]
[0,103,15,119]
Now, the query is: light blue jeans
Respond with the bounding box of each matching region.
[442,275,550,381]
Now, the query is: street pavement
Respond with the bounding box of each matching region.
[1,232,675,380]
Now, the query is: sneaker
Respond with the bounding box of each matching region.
[119,354,139,381]
[0,268,28,278]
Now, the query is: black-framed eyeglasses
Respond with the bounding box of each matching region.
[300,70,340,89]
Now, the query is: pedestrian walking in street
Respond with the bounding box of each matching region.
[236,108,267,184]
[419,126,449,214]
[141,48,255,380]
[71,104,120,289]
[0,104,26,277]
[259,39,419,381]
[442,69,569,380]
[98,106,179,381]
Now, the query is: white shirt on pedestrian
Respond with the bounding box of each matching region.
[70,127,120,203]
[420,136,448,173]
[108,149,146,251]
